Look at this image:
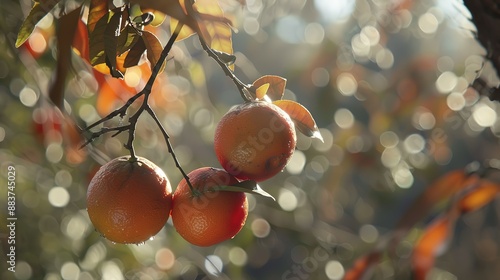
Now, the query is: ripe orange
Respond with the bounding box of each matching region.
[87,156,172,244]
[214,101,297,182]
[171,167,248,247]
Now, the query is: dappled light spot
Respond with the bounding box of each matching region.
[100,261,124,280]
[156,248,175,270]
[286,150,306,175]
[314,0,355,23]
[325,260,344,280]
[104,137,123,155]
[359,224,379,243]
[336,73,357,96]
[403,134,425,154]
[311,67,330,87]
[393,167,414,189]
[447,92,466,111]
[351,34,370,58]
[279,188,298,211]
[14,261,32,280]
[276,16,305,44]
[48,186,70,207]
[124,67,142,88]
[376,48,394,69]
[63,213,90,241]
[0,126,5,142]
[46,143,63,163]
[61,262,80,280]
[244,17,260,35]
[28,30,47,55]
[19,87,38,107]
[436,71,458,94]
[334,108,354,129]
[229,247,248,266]
[54,169,72,189]
[381,147,401,168]
[380,131,399,148]
[473,103,497,127]
[251,218,270,238]
[191,107,214,128]
[78,103,99,124]
[205,255,223,276]
[418,13,439,34]
[305,23,325,45]
[80,243,107,271]
[360,25,380,47]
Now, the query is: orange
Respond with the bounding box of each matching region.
[214,101,296,182]
[87,156,172,244]
[171,167,248,247]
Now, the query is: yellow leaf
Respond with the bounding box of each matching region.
[252,75,287,101]
[171,17,195,41]
[255,83,269,100]
[193,0,234,70]
[16,1,61,47]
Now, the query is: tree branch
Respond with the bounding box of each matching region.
[82,22,196,190]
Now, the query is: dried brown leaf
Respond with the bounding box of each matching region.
[273,100,323,141]
[142,31,165,72]
[124,37,146,68]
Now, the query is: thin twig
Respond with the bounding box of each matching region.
[146,106,195,193]
[183,0,251,102]
[80,125,130,148]
[84,92,144,131]
[198,38,251,101]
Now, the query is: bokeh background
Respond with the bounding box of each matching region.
[2,0,500,279]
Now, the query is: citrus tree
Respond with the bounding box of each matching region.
[4,0,500,279]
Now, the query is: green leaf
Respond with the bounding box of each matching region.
[89,11,110,65]
[16,1,61,47]
[213,180,275,200]
[117,26,140,55]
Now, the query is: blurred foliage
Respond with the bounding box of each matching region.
[2,0,500,279]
